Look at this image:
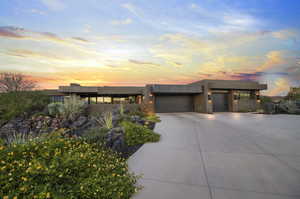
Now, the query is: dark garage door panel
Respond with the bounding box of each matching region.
[155,95,194,113]
[212,93,229,112]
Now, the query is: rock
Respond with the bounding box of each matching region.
[70,116,88,128]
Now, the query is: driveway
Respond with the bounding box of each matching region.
[128,113,300,199]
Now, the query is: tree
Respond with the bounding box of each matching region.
[0,72,36,92]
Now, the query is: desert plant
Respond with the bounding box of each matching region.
[0,130,139,199]
[62,95,85,120]
[0,91,50,122]
[83,127,109,145]
[121,121,160,146]
[95,112,113,129]
[145,114,161,123]
[4,132,34,146]
[119,103,124,116]
[47,102,64,117]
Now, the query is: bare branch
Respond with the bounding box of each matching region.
[0,72,36,92]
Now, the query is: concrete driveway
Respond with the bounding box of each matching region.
[128,113,300,199]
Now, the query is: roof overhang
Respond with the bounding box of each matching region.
[151,84,202,94]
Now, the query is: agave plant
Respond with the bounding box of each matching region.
[94,112,113,129]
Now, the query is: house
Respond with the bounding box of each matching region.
[45,80,267,113]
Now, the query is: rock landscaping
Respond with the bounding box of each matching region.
[0,92,161,198]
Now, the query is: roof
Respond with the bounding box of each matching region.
[190,79,267,90]
[151,84,202,94]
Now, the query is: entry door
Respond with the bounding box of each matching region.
[212,93,229,112]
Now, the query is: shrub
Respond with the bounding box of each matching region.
[94,112,113,129]
[62,95,85,120]
[47,102,64,117]
[0,91,50,122]
[83,127,109,145]
[145,114,161,123]
[121,121,160,146]
[4,132,34,146]
[0,131,139,199]
[47,96,85,120]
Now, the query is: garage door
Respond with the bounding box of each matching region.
[155,94,194,113]
[212,93,229,112]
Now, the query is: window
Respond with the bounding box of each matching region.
[238,91,251,100]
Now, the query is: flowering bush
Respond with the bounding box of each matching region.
[121,121,160,146]
[0,131,138,199]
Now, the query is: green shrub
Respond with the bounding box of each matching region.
[47,102,64,117]
[47,96,85,120]
[0,91,50,121]
[145,114,161,123]
[121,121,160,146]
[0,131,138,199]
[62,95,85,120]
[83,127,109,145]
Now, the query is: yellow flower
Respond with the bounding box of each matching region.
[46,192,51,198]
[13,197,18,199]
[3,196,9,199]
[0,146,4,150]
[21,176,28,181]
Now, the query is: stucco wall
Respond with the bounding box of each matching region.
[194,94,205,112]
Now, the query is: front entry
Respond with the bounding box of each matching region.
[212,93,229,112]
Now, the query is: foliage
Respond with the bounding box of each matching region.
[47,96,85,120]
[119,103,124,116]
[121,121,160,146]
[62,95,85,120]
[260,96,272,105]
[4,132,34,146]
[0,91,50,122]
[0,130,139,199]
[83,127,109,145]
[95,112,113,129]
[144,114,161,123]
[47,102,64,117]
[0,72,36,92]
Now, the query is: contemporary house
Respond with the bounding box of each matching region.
[46,80,267,113]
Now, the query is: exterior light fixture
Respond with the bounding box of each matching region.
[207,92,212,103]
[149,93,153,97]
[149,100,153,104]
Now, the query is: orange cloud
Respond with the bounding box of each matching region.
[257,51,284,71]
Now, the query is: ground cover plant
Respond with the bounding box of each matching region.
[121,121,160,146]
[0,130,139,199]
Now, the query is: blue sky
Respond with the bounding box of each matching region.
[0,0,300,95]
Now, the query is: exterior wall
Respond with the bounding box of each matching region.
[194,94,205,112]
[88,104,140,115]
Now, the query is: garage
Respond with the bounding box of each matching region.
[155,94,194,113]
[212,93,229,112]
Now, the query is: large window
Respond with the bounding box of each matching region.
[238,91,251,100]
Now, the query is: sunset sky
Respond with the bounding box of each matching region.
[0,0,300,95]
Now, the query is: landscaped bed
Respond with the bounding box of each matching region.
[0,93,161,198]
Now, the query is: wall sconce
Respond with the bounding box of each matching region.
[256,94,260,102]
[208,93,212,103]
[234,93,239,101]
[149,100,153,104]
[149,93,153,97]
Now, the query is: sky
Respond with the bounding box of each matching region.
[0,0,300,95]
